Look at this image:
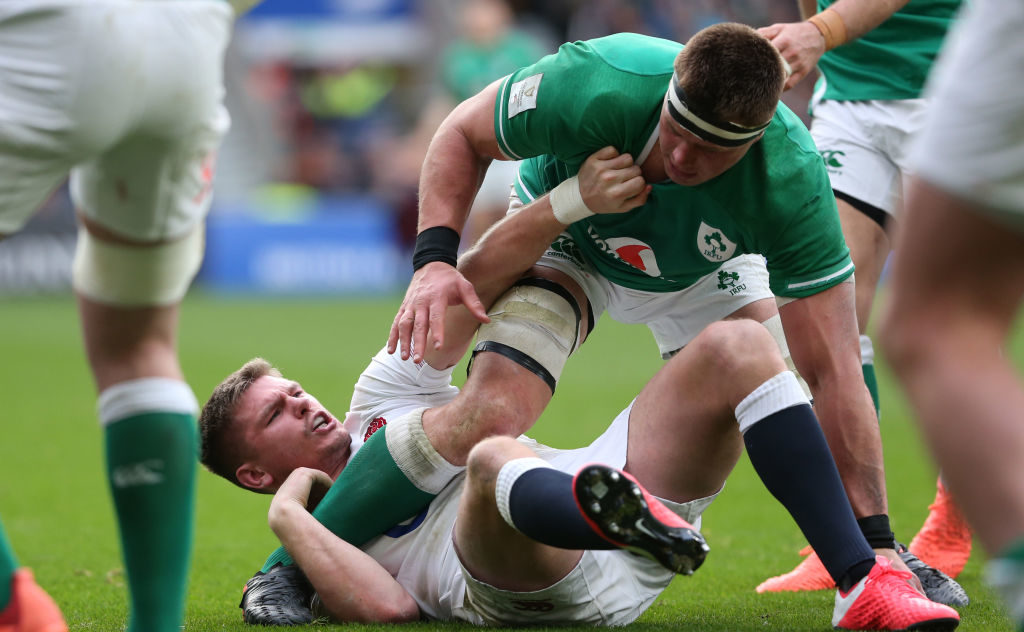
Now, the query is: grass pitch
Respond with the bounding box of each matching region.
[0,293,1016,631]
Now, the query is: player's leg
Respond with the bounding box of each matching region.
[246,265,592,621]
[837,196,891,416]
[456,437,585,590]
[882,179,1024,596]
[0,9,98,627]
[67,6,231,629]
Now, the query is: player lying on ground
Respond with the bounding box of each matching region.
[199,202,959,630]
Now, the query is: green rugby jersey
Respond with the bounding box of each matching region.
[816,0,961,101]
[496,33,851,299]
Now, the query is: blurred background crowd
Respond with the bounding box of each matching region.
[0,0,812,297]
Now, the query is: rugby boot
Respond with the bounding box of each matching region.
[909,479,972,578]
[239,563,314,625]
[898,543,969,607]
[573,464,709,575]
[756,545,836,592]
[832,556,960,631]
[0,569,68,632]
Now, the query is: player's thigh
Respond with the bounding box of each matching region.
[894,180,1024,339]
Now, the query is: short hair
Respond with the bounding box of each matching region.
[674,22,787,128]
[198,357,281,491]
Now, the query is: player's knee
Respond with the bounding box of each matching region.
[470,277,585,394]
[72,224,204,307]
[466,436,523,488]
[693,319,784,377]
[878,306,934,376]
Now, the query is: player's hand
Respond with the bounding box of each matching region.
[758,22,825,91]
[387,261,489,363]
[875,548,926,595]
[269,468,333,532]
[577,146,651,215]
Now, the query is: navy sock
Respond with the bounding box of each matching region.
[507,468,614,550]
[743,404,875,591]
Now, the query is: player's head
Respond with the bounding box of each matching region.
[659,22,787,186]
[199,358,352,494]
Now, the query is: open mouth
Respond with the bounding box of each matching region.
[311,411,334,433]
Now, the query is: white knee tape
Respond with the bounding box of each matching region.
[761,314,813,401]
[72,225,205,307]
[476,282,581,385]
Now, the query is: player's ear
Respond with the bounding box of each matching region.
[236,463,274,492]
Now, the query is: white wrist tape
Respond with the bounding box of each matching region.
[549,176,595,224]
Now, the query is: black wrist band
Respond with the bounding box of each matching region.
[412,226,460,271]
[857,514,896,550]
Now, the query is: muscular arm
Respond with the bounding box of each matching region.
[268,469,421,623]
[760,0,911,89]
[422,146,650,369]
[778,282,887,519]
[388,79,514,362]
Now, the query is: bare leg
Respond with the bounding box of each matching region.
[882,179,1024,556]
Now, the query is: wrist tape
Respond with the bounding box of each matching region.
[549,176,595,225]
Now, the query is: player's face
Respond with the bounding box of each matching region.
[658,105,758,186]
[234,375,352,491]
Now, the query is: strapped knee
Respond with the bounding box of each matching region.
[72,225,204,306]
[469,277,583,393]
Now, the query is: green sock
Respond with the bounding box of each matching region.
[105,411,196,632]
[988,537,1024,632]
[261,424,435,572]
[860,334,881,419]
[0,520,18,610]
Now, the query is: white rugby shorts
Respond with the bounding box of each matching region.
[810,99,928,217]
[912,0,1024,222]
[453,403,718,626]
[536,244,774,358]
[0,0,233,240]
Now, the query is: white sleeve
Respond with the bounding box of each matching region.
[346,348,460,439]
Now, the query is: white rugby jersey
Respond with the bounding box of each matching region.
[340,347,633,621]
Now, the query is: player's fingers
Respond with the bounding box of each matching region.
[428,297,447,352]
[591,145,620,162]
[622,182,652,211]
[411,303,431,363]
[396,306,417,360]
[613,174,647,203]
[458,279,490,324]
[387,305,407,354]
[757,23,783,40]
[784,66,809,91]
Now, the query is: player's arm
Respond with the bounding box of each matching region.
[777,283,884,518]
[778,285,927,583]
[388,79,510,363]
[422,146,651,369]
[268,468,420,623]
[759,0,911,89]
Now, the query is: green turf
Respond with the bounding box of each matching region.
[0,293,1015,631]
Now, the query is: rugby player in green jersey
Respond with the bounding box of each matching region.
[758,0,971,599]
[231,21,960,630]
[390,19,917,591]
[0,2,240,631]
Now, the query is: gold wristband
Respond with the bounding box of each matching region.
[808,8,848,51]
